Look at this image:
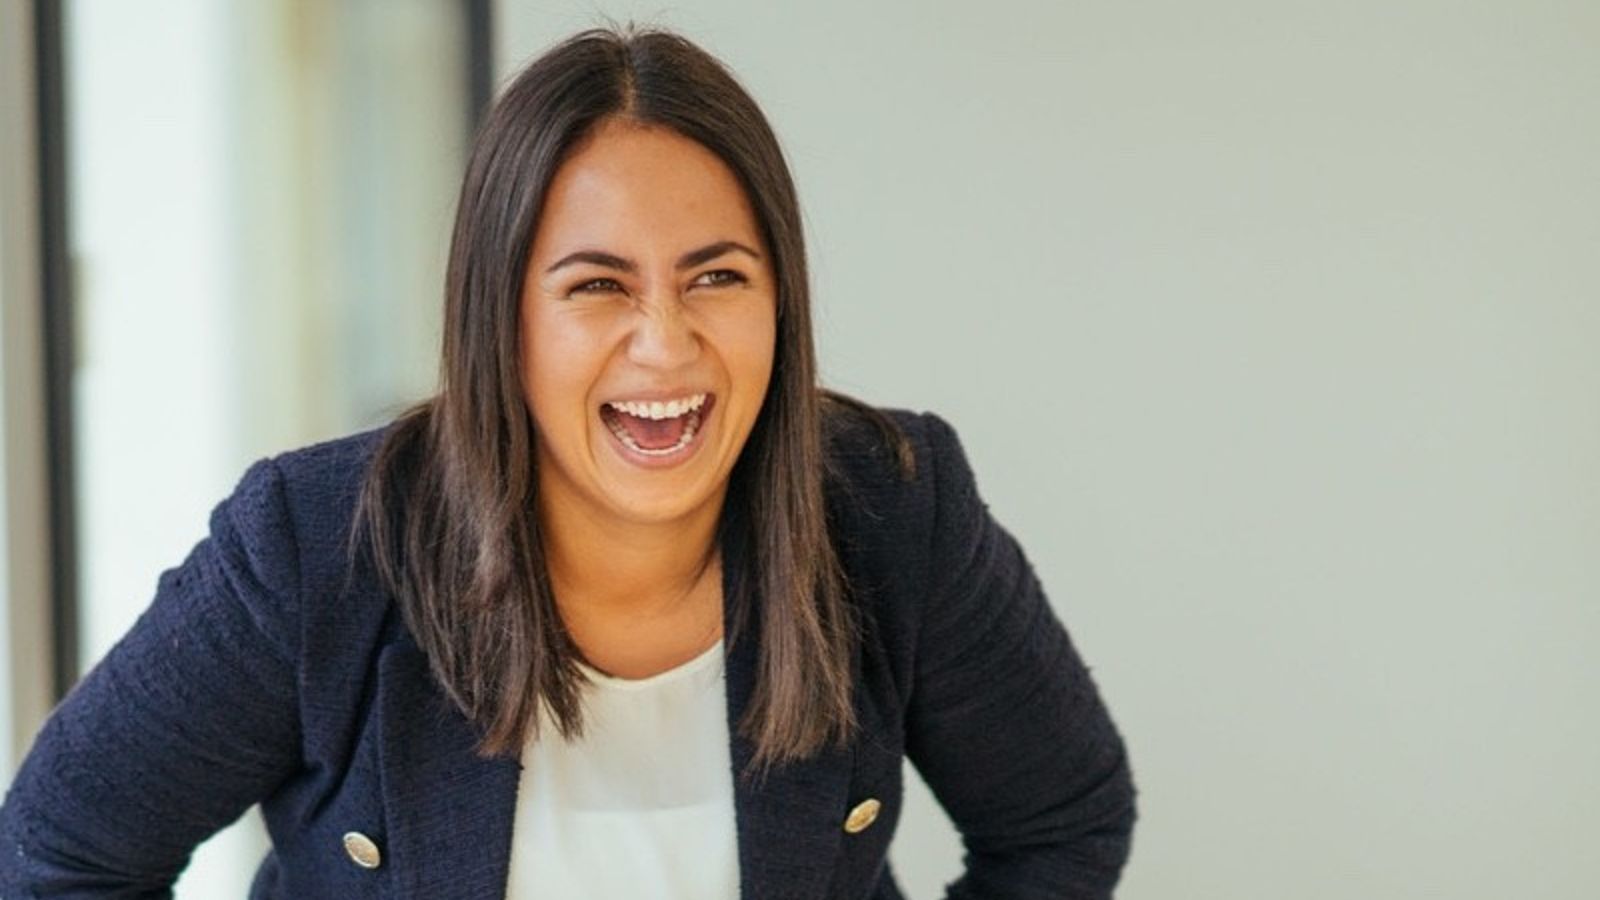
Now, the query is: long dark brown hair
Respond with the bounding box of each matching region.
[354,24,912,780]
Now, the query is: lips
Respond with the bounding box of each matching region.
[597,393,717,465]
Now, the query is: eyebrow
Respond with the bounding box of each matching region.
[544,240,763,276]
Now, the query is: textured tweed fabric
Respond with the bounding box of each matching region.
[0,407,1137,898]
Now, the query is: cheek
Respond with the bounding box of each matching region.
[521,311,602,427]
[714,302,777,386]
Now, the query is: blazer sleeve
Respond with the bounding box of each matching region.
[0,458,303,897]
[905,412,1138,900]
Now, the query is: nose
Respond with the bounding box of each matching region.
[625,298,701,371]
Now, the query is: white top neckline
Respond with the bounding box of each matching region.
[574,636,724,691]
[506,632,738,898]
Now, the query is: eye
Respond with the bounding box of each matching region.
[569,277,624,296]
[694,269,748,289]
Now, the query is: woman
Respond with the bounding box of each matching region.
[0,25,1137,899]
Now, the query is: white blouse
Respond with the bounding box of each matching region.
[504,638,739,899]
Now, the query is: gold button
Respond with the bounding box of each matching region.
[342,831,382,869]
[843,798,881,834]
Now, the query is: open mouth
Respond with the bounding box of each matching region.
[599,393,715,459]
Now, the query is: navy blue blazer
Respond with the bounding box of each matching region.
[0,407,1136,898]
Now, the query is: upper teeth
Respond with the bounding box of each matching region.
[607,393,707,420]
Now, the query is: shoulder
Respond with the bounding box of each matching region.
[267,423,390,505]
[209,422,393,612]
[822,394,978,532]
[821,395,989,608]
[215,423,388,547]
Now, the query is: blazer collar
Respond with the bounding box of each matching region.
[375,515,858,899]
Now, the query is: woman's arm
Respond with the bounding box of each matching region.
[0,458,304,896]
[906,412,1138,900]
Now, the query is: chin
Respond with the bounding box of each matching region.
[610,495,708,526]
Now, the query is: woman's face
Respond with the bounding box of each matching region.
[521,118,777,529]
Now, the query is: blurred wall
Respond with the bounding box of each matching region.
[497,3,1600,898]
[55,0,468,896]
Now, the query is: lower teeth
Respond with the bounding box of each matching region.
[608,410,700,456]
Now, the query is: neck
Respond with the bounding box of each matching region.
[536,486,725,621]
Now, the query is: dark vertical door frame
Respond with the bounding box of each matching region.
[33,0,79,701]
[467,0,495,130]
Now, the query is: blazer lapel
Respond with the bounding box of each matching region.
[376,639,520,899]
[721,519,857,900]
[370,508,858,900]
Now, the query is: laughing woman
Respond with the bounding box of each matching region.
[0,25,1137,900]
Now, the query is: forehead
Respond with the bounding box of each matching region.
[532,120,763,255]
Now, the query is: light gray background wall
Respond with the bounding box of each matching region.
[496,3,1600,898]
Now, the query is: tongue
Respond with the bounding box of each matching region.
[617,409,688,450]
